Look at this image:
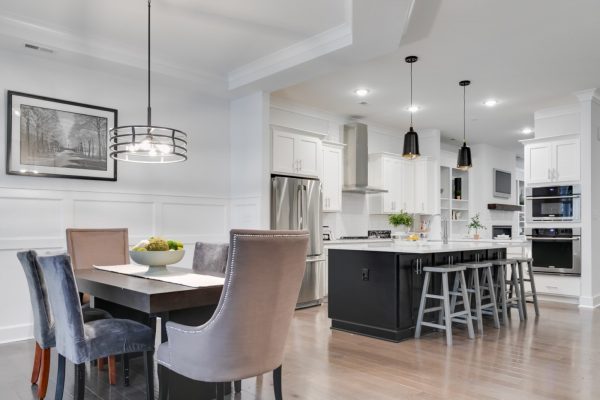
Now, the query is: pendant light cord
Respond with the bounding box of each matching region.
[463,84,466,142]
[147,0,152,126]
[410,61,413,127]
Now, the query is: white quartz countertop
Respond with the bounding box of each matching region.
[326,240,526,254]
[324,239,393,245]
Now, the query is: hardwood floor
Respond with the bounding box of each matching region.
[0,301,598,399]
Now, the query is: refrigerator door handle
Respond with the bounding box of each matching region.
[297,185,303,229]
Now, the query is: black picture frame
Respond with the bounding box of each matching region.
[6,90,118,181]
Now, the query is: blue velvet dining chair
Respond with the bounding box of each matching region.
[36,253,155,400]
[17,250,117,399]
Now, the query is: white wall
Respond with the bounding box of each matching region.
[0,48,231,343]
[230,92,271,229]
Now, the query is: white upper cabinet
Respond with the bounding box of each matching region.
[413,158,440,215]
[524,136,580,184]
[368,154,439,215]
[322,143,344,212]
[272,127,322,178]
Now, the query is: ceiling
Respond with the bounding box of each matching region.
[274,0,600,152]
[0,0,348,74]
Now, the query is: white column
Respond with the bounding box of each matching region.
[229,92,271,229]
[575,88,600,308]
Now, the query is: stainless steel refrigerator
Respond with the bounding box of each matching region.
[271,175,323,308]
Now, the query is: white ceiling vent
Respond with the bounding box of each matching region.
[24,43,54,54]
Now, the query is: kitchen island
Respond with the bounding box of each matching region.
[327,241,524,342]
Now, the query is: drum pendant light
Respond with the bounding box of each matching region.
[109,0,187,163]
[457,80,472,170]
[402,56,420,159]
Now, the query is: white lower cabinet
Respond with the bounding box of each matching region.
[369,153,439,215]
[322,143,344,212]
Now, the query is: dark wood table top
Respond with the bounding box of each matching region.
[75,268,223,315]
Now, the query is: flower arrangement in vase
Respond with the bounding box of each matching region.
[467,213,486,240]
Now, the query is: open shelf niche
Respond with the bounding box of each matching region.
[440,166,470,238]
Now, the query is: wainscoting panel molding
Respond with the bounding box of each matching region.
[0,186,230,344]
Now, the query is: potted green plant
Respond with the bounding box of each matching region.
[389,211,413,236]
[467,213,486,240]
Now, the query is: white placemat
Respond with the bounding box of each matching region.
[93,264,225,288]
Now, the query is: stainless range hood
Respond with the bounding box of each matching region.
[342,123,388,194]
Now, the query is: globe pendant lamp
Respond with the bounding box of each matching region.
[457,80,472,170]
[402,56,420,159]
[109,0,187,163]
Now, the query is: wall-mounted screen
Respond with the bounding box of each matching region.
[494,169,512,199]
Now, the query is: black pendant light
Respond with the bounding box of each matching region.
[402,56,420,159]
[109,0,187,163]
[457,80,472,170]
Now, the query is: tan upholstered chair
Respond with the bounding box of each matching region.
[66,228,129,270]
[156,229,309,400]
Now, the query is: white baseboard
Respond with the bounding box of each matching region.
[0,323,33,344]
[537,293,580,305]
[578,294,600,309]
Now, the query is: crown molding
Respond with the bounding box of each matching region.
[575,88,600,104]
[228,22,353,90]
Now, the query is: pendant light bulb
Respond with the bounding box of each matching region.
[402,56,420,159]
[457,80,472,170]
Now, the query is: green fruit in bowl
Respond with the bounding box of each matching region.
[146,238,169,251]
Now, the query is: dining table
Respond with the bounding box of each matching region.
[75,266,229,400]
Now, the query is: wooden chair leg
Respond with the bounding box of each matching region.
[31,342,42,384]
[234,380,242,393]
[527,261,540,316]
[144,351,154,400]
[97,357,105,370]
[37,348,51,400]
[158,365,169,400]
[55,354,66,400]
[273,365,283,400]
[473,269,483,336]
[74,363,85,400]
[517,261,528,319]
[108,356,117,385]
[216,382,225,400]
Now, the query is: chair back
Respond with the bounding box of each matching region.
[17,250,55,349]
[192,242,229,276]
[66,228,129,269]
[168,229,308,381]
[36,253,86,361]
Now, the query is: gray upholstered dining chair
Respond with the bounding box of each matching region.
[157,229,309,400]
[36,253,155,400]
[17,250,117,399]
[192,241,229,276]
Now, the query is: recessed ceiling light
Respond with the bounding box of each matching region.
[484,99,498,107]
[522,127,533,134]
[406,105,420,113]
[354,88,370,97]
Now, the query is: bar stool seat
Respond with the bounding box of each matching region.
[453,262,500,335]
[415,264,475,346]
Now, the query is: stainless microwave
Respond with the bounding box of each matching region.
[526,185,581,222]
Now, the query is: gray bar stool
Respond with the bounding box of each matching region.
[415,264,475,346]
[506,257,539,318]
[490,259,524,322]
[452,262,500,335]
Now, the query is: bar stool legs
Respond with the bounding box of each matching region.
[524,259,540,316]
[516,260,528,319]
[496,264,508,325]
[415,266,474,346]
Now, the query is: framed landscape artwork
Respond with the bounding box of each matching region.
[6,91,118,181]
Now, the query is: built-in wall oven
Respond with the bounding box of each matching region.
[526,185,580,222]
[526,227,581,275]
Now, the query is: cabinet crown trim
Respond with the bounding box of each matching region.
[520,133,580,145]
[270,124,328,138]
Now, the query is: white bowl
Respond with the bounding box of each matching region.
[129,249,185,268]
